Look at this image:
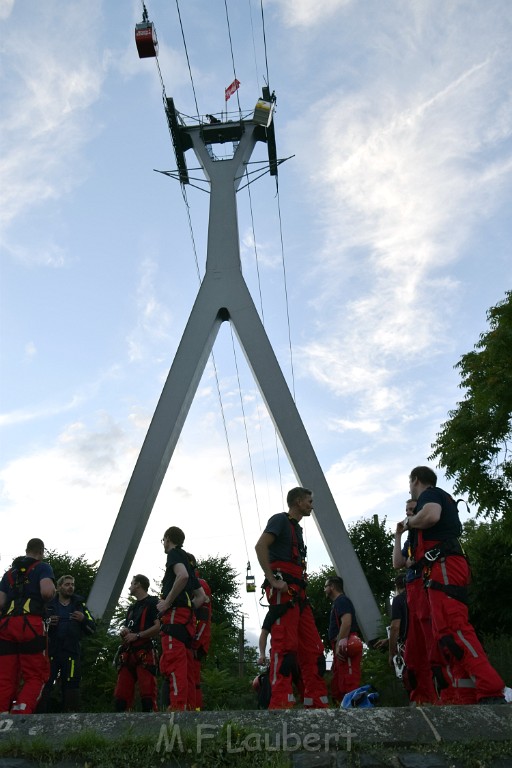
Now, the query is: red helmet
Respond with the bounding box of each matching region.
[346,635,363,658]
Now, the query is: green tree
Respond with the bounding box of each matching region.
[305,566,336,651]
[307,518,394,646]
[196,554,242,627]
[430,290,512,532]
[44,550,98,598]
[347,516,394,611]
[461,518,512,637]
[194,554,261,706]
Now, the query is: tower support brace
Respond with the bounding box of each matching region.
[88,117,382,642]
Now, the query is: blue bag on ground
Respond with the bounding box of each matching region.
[341,684,379,708]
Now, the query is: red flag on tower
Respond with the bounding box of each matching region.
[225,78,240,101]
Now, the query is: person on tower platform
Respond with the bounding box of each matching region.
[157,527,206,711]
[324,576,363,705]
[402,466,505,705]
[114,574,160,712]
[255,487,328,709]
[0,538,55,714]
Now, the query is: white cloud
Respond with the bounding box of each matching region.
[269,0,352,28]
[284,5,512,428]
[0,0,14,21]
[0,2,105,236]
[126,257,173,362]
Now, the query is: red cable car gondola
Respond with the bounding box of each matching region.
[135,5,158,59]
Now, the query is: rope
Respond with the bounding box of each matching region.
[224,0,242,118]
[175,0,201,122]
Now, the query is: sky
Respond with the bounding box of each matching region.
[1,0,511,645]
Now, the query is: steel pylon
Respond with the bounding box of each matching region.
[88,104,382,642]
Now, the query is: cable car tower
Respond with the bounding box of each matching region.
[88,15,382,643]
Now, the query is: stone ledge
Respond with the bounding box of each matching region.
[0,705,510,750]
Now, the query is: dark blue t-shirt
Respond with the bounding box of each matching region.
[401,540,419,582]
[0,557,54,602]
[328,594,358,642]
[416,487,462,541]
[264,513,306,566]
[162,547,199,607]
[391,590,408,642]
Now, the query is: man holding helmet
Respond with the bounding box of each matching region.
[325,576,363,704]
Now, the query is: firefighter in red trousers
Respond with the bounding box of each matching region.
[255,487,328,709]
[185,554,212,711]
[393,499,437,704]
[0,538,55,714]
[402,466,505,705]
[157,527,206,711]
[114,574,160,712]
[324,576,363,704]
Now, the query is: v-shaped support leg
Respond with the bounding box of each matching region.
[88,266,382,641]
[88,112,381,641]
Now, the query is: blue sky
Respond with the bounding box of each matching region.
[1,0,511,642]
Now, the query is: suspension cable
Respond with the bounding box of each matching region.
[229,326,263,532]
[224,0,242,118]
[244,169,265,324]
[247,0,261,92]
[175,0,201,121]
[144,0,289,612]
[276,186,296,401]
[259,0,270,88]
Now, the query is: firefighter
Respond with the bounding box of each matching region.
[324,576,363,704]
[0,538,55,714]
[157,527,206,711]
[403,466,505,705]
[40,574,96,712]
[114,574,160,712]
[255,487,328,709]
[186,554,212,711]
[393,498,437,704]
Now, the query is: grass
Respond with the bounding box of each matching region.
[0,722,511,767]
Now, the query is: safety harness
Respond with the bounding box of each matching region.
[260,517,309,622]
[0,559,47,656]
[3,560,46,617]
[115,600,159,671]
[416,538,470,605]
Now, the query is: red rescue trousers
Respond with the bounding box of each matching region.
[425,555,504,703]
[114,645,158,712]
[159,607,195,711]
[330,633,362,702]
[0,614,49,714]
[404,578,437,704]
[266,566,328,710]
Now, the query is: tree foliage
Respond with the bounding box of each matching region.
[430,290,512,530]
[461,519,512,637]
[306,565,336,651]
[307,516,394,648]
[347,516,394,611]
[196,554,242,628]
[44,550,98,599]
